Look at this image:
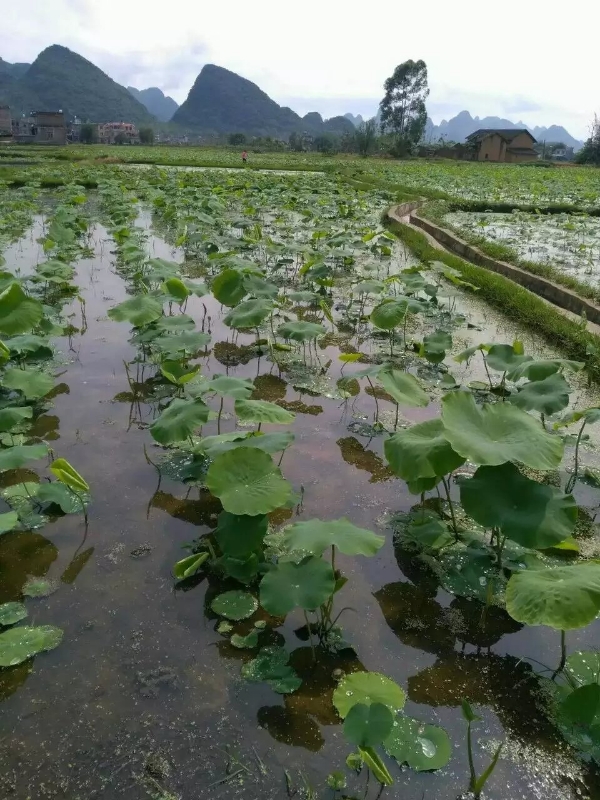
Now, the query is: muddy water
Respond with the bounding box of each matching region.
[0,210,599,800]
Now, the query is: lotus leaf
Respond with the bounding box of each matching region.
[234,399,295,424]
[206,448,292,515]
[50,458,89,493]
[333,672,406,718]
[506,563,600,629]
[566,651,600,687]
[230,631,259,649]
[508,358,584,383]
[509,373,571,416]
[281,518,384,557]
[0,602,27,626]
[384,716,452,771]
[277,321,326,341]
[0,511,19,534]
[0,406,33,433]
[206,376,254,399]
[485,344,532,373]
[260,557,335,616]
[0,444,47,471]
[107,294,163,327]
[0,284,43,335]
[211,590,258,620]
[150,398,210,445]
[0,625,63,666]
[384,419,465,481]
[241,645,302,693]
[344,702,395,747]
[224,298,273,329]
[441,390,564,469]
[376,369,429,407]
[212,269,246,307]
[214,511,268,559]
[172,552,209,580]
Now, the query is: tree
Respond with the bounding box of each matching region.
[114,132,128,145]
[313,134,339,154]
[379,60,429,157]
[80,123,97,144]
[576,115,600,165]
[139,127,154,145]
[228,132,247,145]
[355,119,377,157]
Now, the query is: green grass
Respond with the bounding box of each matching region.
[386,217,600,382]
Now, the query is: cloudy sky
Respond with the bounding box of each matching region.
[1,0,597,138]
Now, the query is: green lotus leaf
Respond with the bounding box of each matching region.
[0,406,33,433]
[5,335,53,360]
[344,702,395,748]
[3,368,54,400]
[259,557,335,616]
[172,552,209,581]
[152,314,195,332]
[206,448,292,515]
[370,300,409,330]
[211,590,258,621]
[212,269,246,307]
[159,361,200,386]
[0,284,43,335]
[199,431,295,457]
[506,563,600,629]
[224,298,273,330]
[230,631,259,649]
[214,511,268,559]
[150,398,210,445]
[333,672,406,718]
[354,280,385,295]
[384,419,465,481]
[243,274,279,299]
[23,576,59,597]
[485,343,532,373]
[0,602,27,626]
[376,369,429,407]
[0,444,48,471]
[206,375,254,399]
[277,321,326,341]
[508,358,584,383]
[153,331,211,357]
[358,746,394,786]
[108,294,163,327]
[281,518,384,557]
[384,717,452,772]
[0,625,63,666]
[235,399,295,425]
[241,645,302,693]
[441,390,564,469]
[38,482,83,514]
[162,277,190,304]
[561,684,600,726]
[289,290,319,303]
[566,651,600,687]
[0,511,19,534]
[509,373,571,416]
[460,463,576,549]
[421,330,452,364]
[50,458,90,493]
[218,553,260,583]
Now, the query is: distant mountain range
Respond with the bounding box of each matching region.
[172,64,355,137]
[127,86,178,122]
[0,45,585,147]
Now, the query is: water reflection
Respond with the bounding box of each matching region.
[252,374,287,401]
[337,436,393,483]
[0,531,58,603]
[150,488,221,528]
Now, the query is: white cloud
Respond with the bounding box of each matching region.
[1,0,598,138]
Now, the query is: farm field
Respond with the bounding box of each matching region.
[446,210,600,289]
[2,162,600,799]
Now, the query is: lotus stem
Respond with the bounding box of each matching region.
[442,475,458,538]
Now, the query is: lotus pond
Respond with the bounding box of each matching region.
[445,210,600,290]
[2,165,600,800]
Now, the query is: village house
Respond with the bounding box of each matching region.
[98,122,139,145]
[0,106,11,138]
[465,129,538,163]
[12,111,67,144]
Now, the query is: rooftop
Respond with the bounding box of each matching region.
[466,128,537,144]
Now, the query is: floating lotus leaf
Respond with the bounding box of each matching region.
[230,631,259,649]
[211,590,258,621]
[0,602,27,626]
[37,483,82,514]
[506,563,600,629]
[385,419,464,482]
[281,518,384,557]
[384,716,452,771]
[0,511,19,534]
[0,444,48,471]
[23,576,59,597]
[376,369,429,407]
[212,269,246,307]
[344,702,395,748]
[333,672,406,718]
[206,448,292,515]
[150,398,210,445]
[108,294,163,327]
[561,684,600,726]
[441,390,563,469]
[0,284,43,335]
[241,645,302,693]
[277,321,326,342]
[235,399,295,425]
[0,625,63,666]
[0,406,33,433]
[3,369,54,400]
[509,373,571,416]
[259,557,335,616]
[224,298,273,330]
[460,463,576,549]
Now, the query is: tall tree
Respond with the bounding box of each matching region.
[355,119,378,157]
[379,60,429,156]
[139,127,154,145]
[576,114,600,165]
